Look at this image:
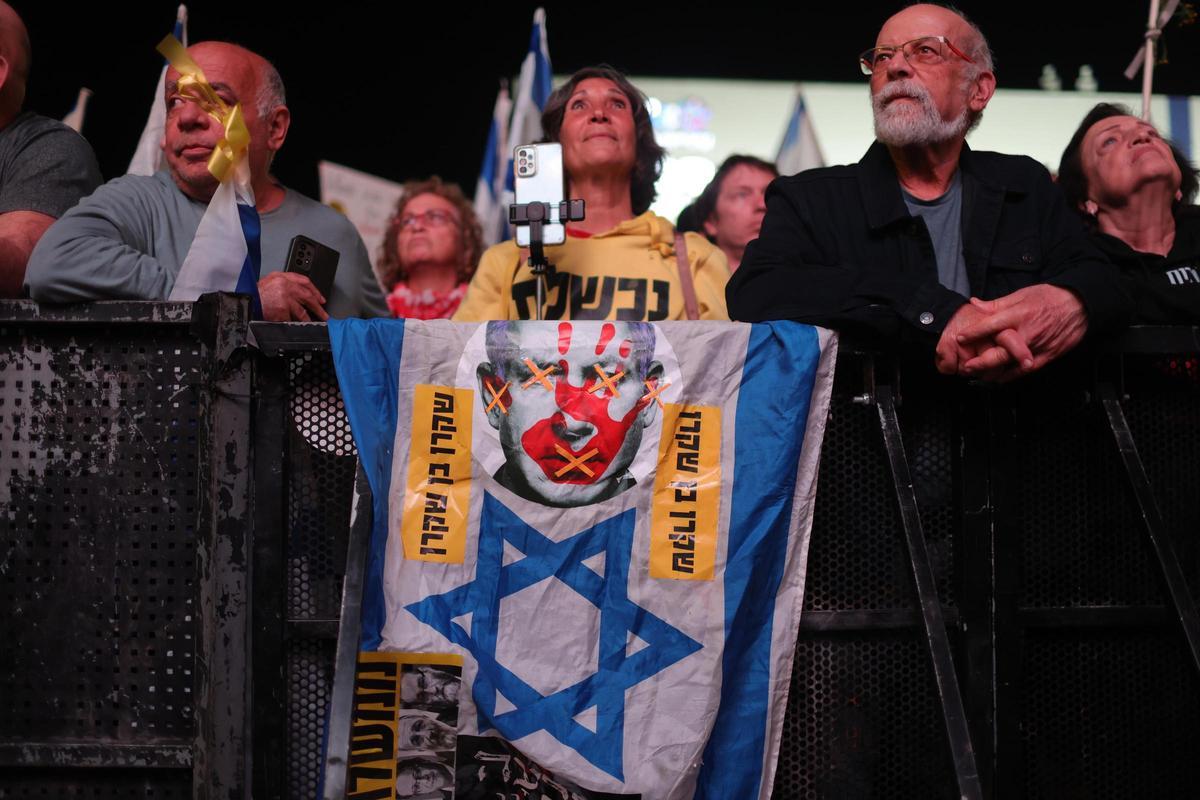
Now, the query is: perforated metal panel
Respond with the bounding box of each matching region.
[285,638,336,800]
[1022,630,1200,799]
[1122,357,1200,596]
[779,358,962,798]
[1016,388,1160,608]
[0,318,201,792]
[803,360,957,614]
[0,768,190,798]
[283,352,357,800]
[896,374,958,611]
[774,634,958,799]
[287,353,355,621]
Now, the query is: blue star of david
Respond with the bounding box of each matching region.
[404,492,703,780]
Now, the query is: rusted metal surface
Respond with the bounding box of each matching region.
[251,321,331,356]
[191,294,253,799]
[0,302,202,785]
[0,742,192,768]
[0,299,195,324]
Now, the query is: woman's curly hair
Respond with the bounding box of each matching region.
[376,176,483,290]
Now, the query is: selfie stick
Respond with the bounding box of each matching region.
[509,199,586,320]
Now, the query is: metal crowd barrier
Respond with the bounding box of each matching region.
[0,299,1197,799]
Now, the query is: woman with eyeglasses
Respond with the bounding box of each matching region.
[1059,103,1200,323]
[376,177,484,319]
[453,65,730,321]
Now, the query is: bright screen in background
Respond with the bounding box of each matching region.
[622,76,1198,225]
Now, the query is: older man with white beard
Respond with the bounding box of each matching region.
[728,3,1130,380]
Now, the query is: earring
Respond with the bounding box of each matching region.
[1084,200,1099,216]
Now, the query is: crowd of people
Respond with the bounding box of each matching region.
[1,1,1195,381]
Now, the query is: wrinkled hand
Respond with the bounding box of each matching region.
[955,284,1088,382]
[258,272,329,322]
[935,301,1031,379]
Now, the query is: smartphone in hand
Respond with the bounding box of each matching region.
[284,235,340,299]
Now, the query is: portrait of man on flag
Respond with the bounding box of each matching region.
[474,321,669,508]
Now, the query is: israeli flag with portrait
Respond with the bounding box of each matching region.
[331,318,835,799]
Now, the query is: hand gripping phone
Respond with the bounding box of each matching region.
[284,235,340,300]
[514,143,566,247]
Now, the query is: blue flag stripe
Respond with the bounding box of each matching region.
[328,318,407,650]
[503,17,553,195]
[481,120,501,201]
[780,98,805,152]
[695,322,820,799]
[235,203,263,320]
[1169,95,1192,160]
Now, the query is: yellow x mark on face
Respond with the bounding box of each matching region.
[553,444,599,478]
[642,379,670,409]
[485,379,511,414]
[521,358,557,391]
[587,364,625,397]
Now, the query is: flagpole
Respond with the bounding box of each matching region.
[127,4,189,175]
[1141,0,1161,120]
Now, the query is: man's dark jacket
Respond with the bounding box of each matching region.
[727,141,1131,341]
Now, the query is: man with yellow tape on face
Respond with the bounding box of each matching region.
[25,41,386,321]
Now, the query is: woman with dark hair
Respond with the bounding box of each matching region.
[1059,103,1200,323]
[377,176,483,319]
[454,65,730,321]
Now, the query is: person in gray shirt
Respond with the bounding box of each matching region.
[0,1,102,297]
[25,40,386,320]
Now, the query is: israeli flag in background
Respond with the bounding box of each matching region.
[776,89,825,178]
[474,83,513,247]
[330,319,837,799]
[498,8,553,239]
[128,4,188,176]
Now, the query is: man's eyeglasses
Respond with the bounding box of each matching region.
[859,35,975,76]
[399,209,459,229]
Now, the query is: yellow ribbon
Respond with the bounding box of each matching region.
[156,35,251,183]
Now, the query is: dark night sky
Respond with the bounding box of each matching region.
[15,1,1200,199]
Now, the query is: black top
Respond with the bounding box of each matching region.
[1091,205,1200,325]
[727,141,1132,344]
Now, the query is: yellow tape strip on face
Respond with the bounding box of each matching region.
[643,379,670,409]
[521,358,557,391]
[156,35,251,183]
[588,365,624,397]
[485,380,511,414]
[553,444,599,478]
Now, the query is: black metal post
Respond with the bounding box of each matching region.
[876,384,983,800]
[1098,381,1200,677]
[192,293,253,799]
[958,386,996,797]
[250,353,289,799]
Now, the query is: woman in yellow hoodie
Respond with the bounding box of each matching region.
[453,65,730,322]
